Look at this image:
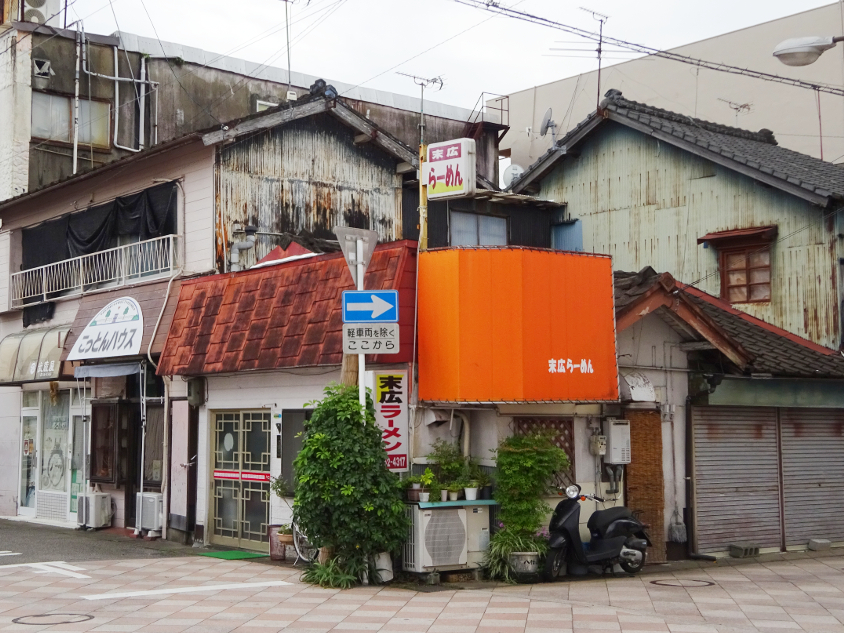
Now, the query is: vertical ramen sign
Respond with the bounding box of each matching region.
[68,297,144,360]
[374,370,408,472]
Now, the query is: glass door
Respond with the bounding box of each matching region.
[19,414,38,516]
[38,391,70,522]
[210,411,271,551]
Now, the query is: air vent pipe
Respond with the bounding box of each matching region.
[230,226,258,272]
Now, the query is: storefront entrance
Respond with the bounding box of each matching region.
[209,411,271,551]
[18,389,89,522]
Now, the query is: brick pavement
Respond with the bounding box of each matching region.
[1,553,844,632]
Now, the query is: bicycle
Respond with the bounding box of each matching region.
[292,521,318,566]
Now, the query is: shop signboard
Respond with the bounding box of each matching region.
[68,297,144,361]
[373,370,409,472]
[426,138,476,200]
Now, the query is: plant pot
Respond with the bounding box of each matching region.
[479,485,492,500]
[407,488,421,502]
[509,551,541,583]
[411,483,422,489]
[418,492,430,502]
[268,525,292,561]
[464,487,478,501]
[448,490,459,501]
[440,489,449,502]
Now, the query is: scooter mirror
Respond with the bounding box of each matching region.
[565,484,581,499]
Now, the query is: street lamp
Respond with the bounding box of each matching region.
[773,35,844,66]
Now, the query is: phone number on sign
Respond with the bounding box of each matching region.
[385,455,407,469]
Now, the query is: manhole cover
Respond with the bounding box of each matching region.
[12,614,94,625]
[650,579,714,588]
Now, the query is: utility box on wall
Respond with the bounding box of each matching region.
[604,418,631,464]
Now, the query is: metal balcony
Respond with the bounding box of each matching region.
[11,234,181,308]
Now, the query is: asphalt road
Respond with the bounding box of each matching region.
[0,518,195,564]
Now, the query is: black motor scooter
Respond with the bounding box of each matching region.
[544,483,650,581]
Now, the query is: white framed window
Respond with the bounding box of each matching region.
[256,100,279,113]
[31,92,110,147]
[450,211,507,246]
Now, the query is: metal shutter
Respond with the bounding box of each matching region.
[781,408,844,546]
[692,407,781,553]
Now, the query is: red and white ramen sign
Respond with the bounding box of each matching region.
[374,370,409,472]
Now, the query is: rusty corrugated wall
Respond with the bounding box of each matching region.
[215,113,402,270]
[540,124,840,349]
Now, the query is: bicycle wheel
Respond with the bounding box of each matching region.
[292,521,318,566]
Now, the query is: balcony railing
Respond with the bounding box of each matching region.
[11,234,181,308]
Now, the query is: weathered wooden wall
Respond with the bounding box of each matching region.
[540,122,840,349]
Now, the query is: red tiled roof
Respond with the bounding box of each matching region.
[157,241,417,376]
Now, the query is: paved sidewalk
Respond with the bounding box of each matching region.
[1,553,844,632]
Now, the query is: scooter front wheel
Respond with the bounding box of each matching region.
[543,546,565,581]
[619,548,647,574]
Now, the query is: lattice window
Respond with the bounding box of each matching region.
[513,418,576,489]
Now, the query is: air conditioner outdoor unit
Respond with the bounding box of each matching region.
[77,493,112,529]
[22,0,61,26]
[135,492,164,531]
[403,506,469,573]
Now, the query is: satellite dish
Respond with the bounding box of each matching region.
[540,107,558,144]
[503,164,525,188]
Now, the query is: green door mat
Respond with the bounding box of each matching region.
[199,551,269,560]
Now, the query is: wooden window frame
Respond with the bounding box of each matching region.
[719,243,772,304]
[30,90,112,150]
[449,209,510,247]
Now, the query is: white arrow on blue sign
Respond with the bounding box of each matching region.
[342,290,399,323]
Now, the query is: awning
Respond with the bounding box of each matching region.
[0,325,70,384]
[61,279,182,363]
[74,362,141,378]
[697,226,778,245]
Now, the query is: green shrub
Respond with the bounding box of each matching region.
[293,383,408,585]
[484,529,548,583]
[301,556,360,589]
[427,438,465,483]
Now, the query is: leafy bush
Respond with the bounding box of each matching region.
[293,383,408,585]
[485,431,568,581]
[427,438,465,483]
[301,556,360,589]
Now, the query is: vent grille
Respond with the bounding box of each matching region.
[424,509,466,566]
[403,506,416,570]
[37,491,66,521]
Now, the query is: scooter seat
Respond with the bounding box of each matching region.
[584,535,627,563]
[587,506,633,537]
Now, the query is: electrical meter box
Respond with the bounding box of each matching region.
[604,418,631,464]
[589,434,607,456]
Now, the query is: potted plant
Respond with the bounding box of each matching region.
[464,480,479,501]
[404,475,423,501]
[476,470,493,500]
[269,476,294,561]
[418,468,434,503]
[427,439,465,485]
[447,482,463,501]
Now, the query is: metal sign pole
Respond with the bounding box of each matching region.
[356,238,366,412]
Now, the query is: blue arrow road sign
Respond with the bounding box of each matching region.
[342,290,399,323]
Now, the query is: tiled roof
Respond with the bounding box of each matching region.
[157,241,416,376]
[614,268,844,379]
[511,89,844,204]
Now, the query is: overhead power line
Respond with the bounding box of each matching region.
[454,0,844,98]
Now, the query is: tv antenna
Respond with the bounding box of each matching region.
[717,98,753,125]
[540,107,558,146]
[580,7,609,110]
[397,73,443,145]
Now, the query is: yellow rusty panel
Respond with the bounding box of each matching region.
[541,124,839,349]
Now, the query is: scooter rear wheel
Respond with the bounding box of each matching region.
[619,548,646,574]
[543,546,565,581]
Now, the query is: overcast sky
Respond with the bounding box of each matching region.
[69,0,833,110]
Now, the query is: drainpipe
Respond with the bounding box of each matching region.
[230,226,257,272]
[138,57,146,151]
[73,26,81,174]
[135,361,147,537]
[455,411,471,458]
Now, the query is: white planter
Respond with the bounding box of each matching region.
[464,487,478,501]
[411,483,422,489]
[509,551,540,575]
[375,552,393,583]
[440,490,449,502]
[448,491,459,501]
[419,492,430,502]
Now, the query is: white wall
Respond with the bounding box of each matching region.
[0,28,31,202]
[196,368,340,540]
[0,386,20,515]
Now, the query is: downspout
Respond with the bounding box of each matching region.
[230,226,257,272]
[138,57,146,151]
[146,180,186,541]
[455,411,470,458]
[73,26,80,174]
[135,361,147,537]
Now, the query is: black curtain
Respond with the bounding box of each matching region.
[21,182,178,270]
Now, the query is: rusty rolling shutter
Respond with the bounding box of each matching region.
[692,407,782,553]
[781,408,844,547]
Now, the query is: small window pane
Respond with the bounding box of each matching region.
[728,286,747,302]
[31,92,70,142]
[22,391,39,408]
[478,215,507,245]
[726,252,746,270]
[749,250,770,267]
[728,271,747,286]
[750,284,771,301]
[451,211,478,246]
[750,268,770,284]
[79,100,110,146]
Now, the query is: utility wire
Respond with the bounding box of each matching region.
[455,0,844,98]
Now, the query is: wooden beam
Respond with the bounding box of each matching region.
[202,99,332,146]
[354,133,372,145]
[679,341,716,351]
[329,102,418,166]
[396,162,415,175]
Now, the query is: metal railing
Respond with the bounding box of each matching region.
[11,234,181,308]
